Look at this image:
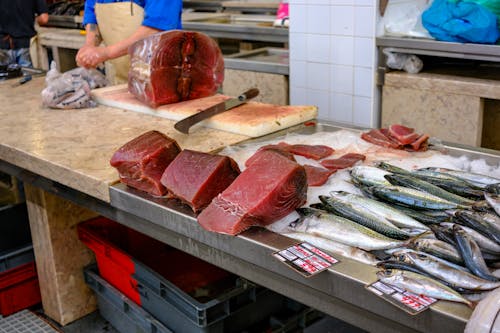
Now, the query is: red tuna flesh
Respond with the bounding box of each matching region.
[409,134,430,151]
[320,153,366,170]
[388,124,420,145]
[128,30,224,108]
[197,150,308,235]
[361,129,401,149]
[160,150,240,213]
[110,130,181,196]
[304,165,335,186]
[244,144,295,168]
[286,144,334,160]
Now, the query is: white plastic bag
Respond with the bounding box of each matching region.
[41,62,107,109]
[383,48,424,74]
[377,0,433,38]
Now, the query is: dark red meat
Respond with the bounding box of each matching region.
[320,153,366,170]
[160,150,240,213]
[388,124,420,145]
[245,144,295,168]
[409,134,430,151]
[304,165,335,186]
[286,144,334,160]
[110,130,181,196]
[361,129,401,149]
[128,30,224,107]
[197,150,308,235]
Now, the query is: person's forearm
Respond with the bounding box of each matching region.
[84,23,102,47]
[105,25,160,59]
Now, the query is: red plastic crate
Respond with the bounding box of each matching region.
[0,262,41,316]
[77,217,232,306]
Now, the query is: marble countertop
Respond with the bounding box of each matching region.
[0,77,249,202]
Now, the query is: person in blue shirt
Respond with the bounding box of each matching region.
[76,0,182,83]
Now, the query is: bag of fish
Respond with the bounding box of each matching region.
[41,61,107,109]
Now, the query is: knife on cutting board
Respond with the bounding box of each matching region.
[174,88,259,134]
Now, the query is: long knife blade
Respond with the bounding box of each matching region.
[174,88,259,134]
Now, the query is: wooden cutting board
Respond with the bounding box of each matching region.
[91,84,318,137]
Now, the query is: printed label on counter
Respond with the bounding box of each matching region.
[273,242,338,277]
[366,280,437,315]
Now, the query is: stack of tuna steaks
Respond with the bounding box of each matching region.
[110,131,308,235]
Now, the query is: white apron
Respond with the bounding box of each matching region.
[94,1,144,84]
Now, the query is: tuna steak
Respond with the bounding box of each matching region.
[304,165,335,186]
[110,130,181,196]
[128,30,224,107]
[197,150,308,235]
[320,153,366,170]
[160,150,240,213]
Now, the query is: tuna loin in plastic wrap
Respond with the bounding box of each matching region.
[128,30,224,108]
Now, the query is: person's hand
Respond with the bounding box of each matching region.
[76,45,109,68]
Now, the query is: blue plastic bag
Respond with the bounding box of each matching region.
[422,0,500,43]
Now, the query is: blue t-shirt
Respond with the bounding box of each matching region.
[83,0,182,31]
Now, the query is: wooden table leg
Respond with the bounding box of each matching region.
[24,184,98,325]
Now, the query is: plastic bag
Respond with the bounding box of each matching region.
[41,62,107,109]
[377,0,433,38]
[383,49,424,74]
[422,0,500,43]
[463,0,500,23]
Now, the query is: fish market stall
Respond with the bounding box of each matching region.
[0,77,499,332]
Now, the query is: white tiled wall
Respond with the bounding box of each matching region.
[289,0,379,128]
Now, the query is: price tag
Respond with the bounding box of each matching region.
[273,242,338,277]
[366,280,437,315]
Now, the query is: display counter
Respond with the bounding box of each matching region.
[2,77,496,331]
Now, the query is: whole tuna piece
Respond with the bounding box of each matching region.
[197,150,307,235]
[128,30,224,107]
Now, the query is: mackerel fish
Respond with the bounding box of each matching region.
[328,191,429,231]
[411,171,484,198]
[422,167,500,189]
[370,185,469,210]
[453,225,499,282]
[284,232,379,266]
[453,210,500,245]
[485,192,500,216]
[376,269,472,307]
[294,208,406,251]
[374,161,412,175]
[319,195,411,240]
[349,166,391,187]
[441,222,500,254]
[409,238,464,265]
[384,174,475,206]
[396,251,500,290]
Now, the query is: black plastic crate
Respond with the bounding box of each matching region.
[0,203,34,273]
[84,265,173,333]
[134,262,287,333]
[0,203,31,254]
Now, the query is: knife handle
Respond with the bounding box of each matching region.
[238,88,259,101]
